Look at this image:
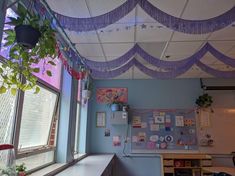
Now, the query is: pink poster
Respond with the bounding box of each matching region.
[96,88,128,104]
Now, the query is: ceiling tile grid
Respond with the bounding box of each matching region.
[47,0,235,79]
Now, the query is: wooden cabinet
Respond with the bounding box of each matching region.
[162,154,212,176]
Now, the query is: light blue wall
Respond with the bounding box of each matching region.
[89,79,202,176]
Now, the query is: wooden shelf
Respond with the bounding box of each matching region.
[162,153,212,176]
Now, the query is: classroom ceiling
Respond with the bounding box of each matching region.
[47,0,235,79]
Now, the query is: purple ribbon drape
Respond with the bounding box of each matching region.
[50,0,235,34]
[84,43,235,71]
[55,0,138,31]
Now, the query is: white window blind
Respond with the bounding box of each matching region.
[18,86,57,149]
[74,103,80,154]
[0,63,17,144]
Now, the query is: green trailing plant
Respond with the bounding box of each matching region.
[1,3,57,95]
[196,93,213,108]
[15,163,26,174]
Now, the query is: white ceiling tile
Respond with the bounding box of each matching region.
[147,0,187,17]
[208,64,235,71]
[162,54,190,61]
[172,31,210,41]
[200,53,218,65]
[136,5,156,23]
[138,42,167,58]
[99,24,135,43]
[209,41,235,53]
[65,29,99,43]
[47,0,90,17]
[209,26,235,41]
[136,23,173,42]
[227,47,235,58]
[102,43,134,57]
[133,66,152,79]
[86,0,126,17]
[75,44,104,57]
[177,65,204,78]
[182,0,235,20]
[165,41,203,56]
[113,68,132,79]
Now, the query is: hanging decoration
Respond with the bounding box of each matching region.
[83,42,235,70]
[46,0,235,34]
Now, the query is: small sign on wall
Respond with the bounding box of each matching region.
[96,112,106,127]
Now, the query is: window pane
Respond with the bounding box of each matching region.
[18,86,57,149]
[32,58,62,90]
[74,103,80,154]
[16,151,54,171]
[0,63,17,144]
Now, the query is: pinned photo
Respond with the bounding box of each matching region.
[104,129,110,137]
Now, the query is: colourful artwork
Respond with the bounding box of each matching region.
[96,88,128,104]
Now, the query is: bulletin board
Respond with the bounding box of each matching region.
[131,109,197,152]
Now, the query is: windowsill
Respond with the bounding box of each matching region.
[29,163,66,176]
[29,153,87,176]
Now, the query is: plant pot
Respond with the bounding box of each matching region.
[111,104,120,112]
[18,171,26,176]
[15,25,41,48]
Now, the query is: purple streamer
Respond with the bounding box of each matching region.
[207,44,235,67]
[55,0,138,31]
[84,45,136,70]
[196,61,235,78]
[91,59,135,79]
[139,1,235,34]
[50,0,235,34]
[134,59,190,79]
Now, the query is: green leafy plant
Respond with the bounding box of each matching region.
[1,3,57,95]
[15,163,26,173]
[0,166,16,176]
[196,93,213,108]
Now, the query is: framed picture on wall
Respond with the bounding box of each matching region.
[96,112,106,127]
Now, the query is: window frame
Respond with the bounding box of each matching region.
[0,5,64,172]
[13,80,60,159]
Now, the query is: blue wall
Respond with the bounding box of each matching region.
[89,79,202,176]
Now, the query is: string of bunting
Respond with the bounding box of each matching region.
[56,45,88,80]
[46,0,235,34]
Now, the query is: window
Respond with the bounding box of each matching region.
[74,80,81,156]
[0,61,17,145]
[18,85,58,150]
[74,103,80,155]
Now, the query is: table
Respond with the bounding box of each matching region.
[203,167,235,176]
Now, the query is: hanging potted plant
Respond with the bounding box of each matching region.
[1,3,57,95]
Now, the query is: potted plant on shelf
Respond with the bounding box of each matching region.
[196,93,213,112]
[1,3,57,95]
[16,163,26,176]
[108,95,129,112]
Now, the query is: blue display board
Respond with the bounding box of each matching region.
[131,109,197,152]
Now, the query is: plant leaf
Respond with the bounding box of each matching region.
[11,88,17,96]
[46,70,52,77]
[32,67,40,73]
[34,86,40,94]
[47,61,56,66]
[0,86,7,94]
